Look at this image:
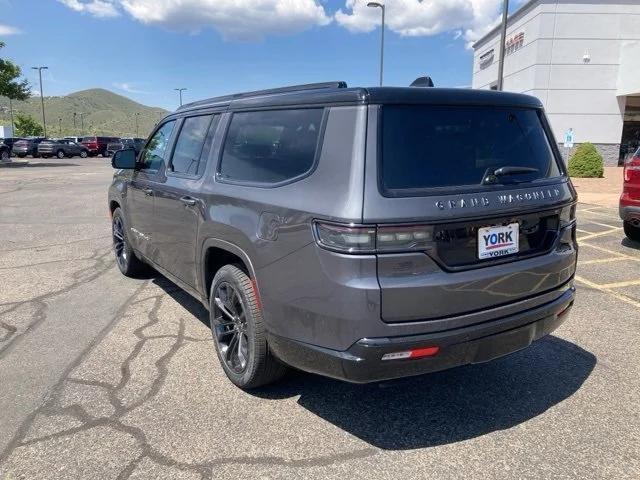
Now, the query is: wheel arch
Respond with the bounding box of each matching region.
[201,239,257,301]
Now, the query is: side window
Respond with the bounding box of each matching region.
[170,115,213,175]
[139,120,176,172]
[219,108,323,184]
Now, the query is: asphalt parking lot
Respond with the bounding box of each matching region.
[0,158,639,479]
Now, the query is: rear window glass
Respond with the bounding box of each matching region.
[380,106,561,192]
[81,137,96,142]
[219,108,323,185]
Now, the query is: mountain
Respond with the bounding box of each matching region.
[0,88,169,138]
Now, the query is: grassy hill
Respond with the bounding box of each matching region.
[0,88,169,138]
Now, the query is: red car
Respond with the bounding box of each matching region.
[81,136,120,157]
[620,146,640,242]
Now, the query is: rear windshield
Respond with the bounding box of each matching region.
[81,137,96,142]
[380,105,561,193]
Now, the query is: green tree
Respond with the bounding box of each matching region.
[568,142,604,178]
[0,42,31,101]
[14,113,44,137]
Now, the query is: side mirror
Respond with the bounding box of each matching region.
[111,148,136,169]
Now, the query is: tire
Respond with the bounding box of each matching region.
[624,221,640,243]
[80,150,88,158]
[210,265,287,389]
[56,150,65,159]
[111,207,147,277]
[17,154,25,158]
[0,150,9,162]
[103,151,110,158]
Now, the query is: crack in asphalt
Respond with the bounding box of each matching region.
[0,288,378,478]
[0,246,114,358]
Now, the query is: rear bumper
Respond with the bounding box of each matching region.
[268,284,575,383]
[619,203,640,222]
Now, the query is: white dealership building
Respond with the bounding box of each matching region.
[472,0,640,165]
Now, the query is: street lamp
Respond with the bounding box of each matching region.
[79,112,86,135]
[367,2,385,86]
[31,66,49,137]
[73,112,77,130]
[496,0,509,91]
[58,117,62,136]
[134,112,140,137]
[174,88,187,107]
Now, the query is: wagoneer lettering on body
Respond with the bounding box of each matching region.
[108,81,578,389]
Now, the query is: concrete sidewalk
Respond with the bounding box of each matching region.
[571,166,623,208]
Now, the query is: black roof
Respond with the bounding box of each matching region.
[175,81,543,114]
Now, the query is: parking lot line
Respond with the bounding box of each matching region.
[599,279,640,289]
[576,228,623,242]
[578,242,640,262]
[574,275,640,308]
[578,257,627,265]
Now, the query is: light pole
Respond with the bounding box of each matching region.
[134,112,140,137]
[496,0,509,91]
[367,2,385,86]
[73,112,77,130]
[8,97,15,134]
[79,113,86,135]
[58,117,62,136]
[31,66,49,137]
[174,88,187,107]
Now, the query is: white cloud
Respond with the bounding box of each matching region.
[335,0,506,47]
[0,24,22,35]
[58,0,119,18]
[59,0,330,40]
[113,82,150,94]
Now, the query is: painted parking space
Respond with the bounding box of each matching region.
[575,204,640,308]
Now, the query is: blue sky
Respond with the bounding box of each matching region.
[0,0,522,111]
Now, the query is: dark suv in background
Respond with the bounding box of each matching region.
[12,137,46,158]
[81,136,119,157]
[109,81,578,389]
[37,139,89,158]
[106,137,145,156]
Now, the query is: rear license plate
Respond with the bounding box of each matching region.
[478,223,519,259]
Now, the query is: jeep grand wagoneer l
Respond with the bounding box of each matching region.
[108,81,577,389]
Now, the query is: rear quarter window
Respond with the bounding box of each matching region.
[380,105,562,194]
[218,108,324,185]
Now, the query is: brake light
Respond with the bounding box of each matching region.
[381,346,440,361]
[624,155,640,182]
[314,221,435,254]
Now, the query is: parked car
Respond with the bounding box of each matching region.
[81,136,119,157]
[1,137,24,154]
[37,139,89,159]
[106,137,145,156]
[620,146,640,242]
[12,137,46,158]
[109,81,578,389]
[0,142,10,162]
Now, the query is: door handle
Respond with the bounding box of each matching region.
[180,196,197,206]
[143,188,153,196]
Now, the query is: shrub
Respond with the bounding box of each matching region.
[568,143,604,178]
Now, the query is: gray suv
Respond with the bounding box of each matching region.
[109,81,578,389]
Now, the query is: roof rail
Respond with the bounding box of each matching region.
[178,81,348,111]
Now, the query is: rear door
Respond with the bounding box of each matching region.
[125,120,176,259]
[151,113,219,288]
[364,104,577,322]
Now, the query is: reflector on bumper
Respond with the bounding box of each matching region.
[381,346,440,361]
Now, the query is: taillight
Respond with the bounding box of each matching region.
[559,203,577,228]
[313,221,434,254]
[624,155,640,182]
[314,222,376,253]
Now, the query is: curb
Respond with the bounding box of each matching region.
[0,160,30,168]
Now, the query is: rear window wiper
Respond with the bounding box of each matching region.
[482,166,539,185]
